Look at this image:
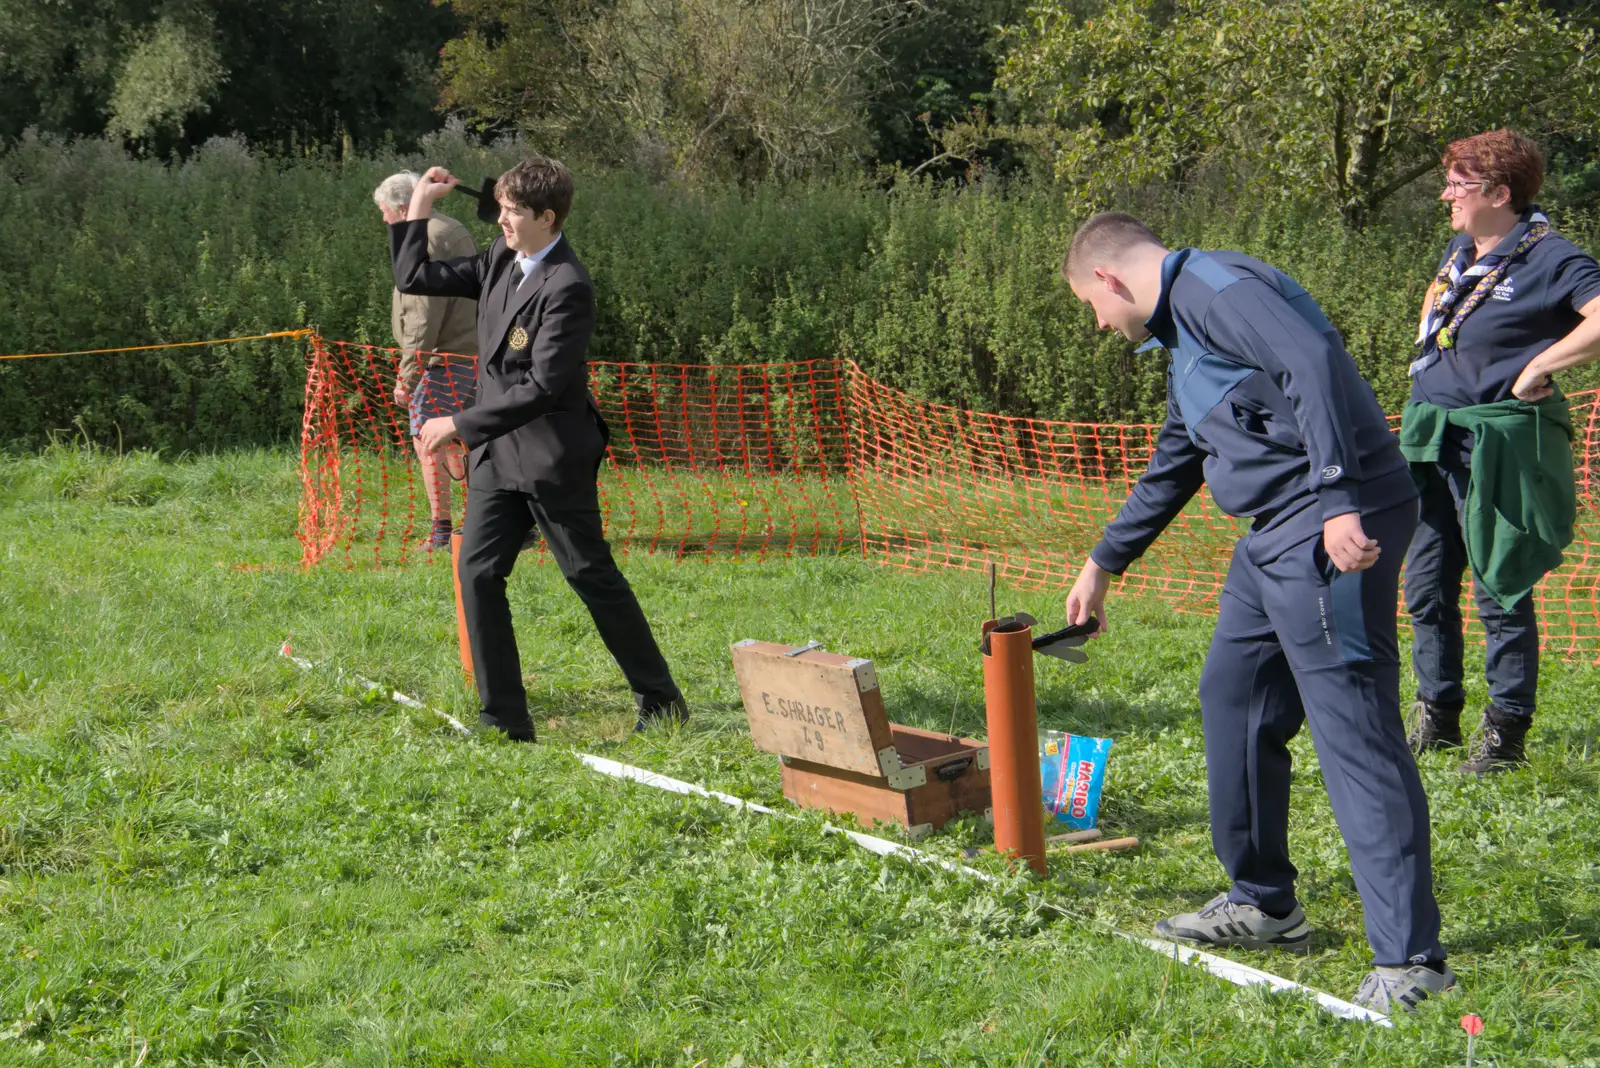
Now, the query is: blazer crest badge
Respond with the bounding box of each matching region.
[508,325,530,352]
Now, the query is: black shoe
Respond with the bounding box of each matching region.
[478,711,535,743]
[1459,704,1529,775]
[634,697,688,733]
[520,530,542,552]
[1407,695,1463,753]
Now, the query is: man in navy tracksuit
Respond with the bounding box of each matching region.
[1061,213,1454,1014]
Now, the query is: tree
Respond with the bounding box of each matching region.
[0,0,459,151]
[0,0,145,141]
[106,12,226,143]
[868,0,1027,171]
[438,0,913,181]
[998,0,1600,226]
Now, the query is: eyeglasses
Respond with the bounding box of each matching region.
[1443,178,1492,196]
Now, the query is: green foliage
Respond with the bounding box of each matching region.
[105,12,227,143]
[5,131,1600,450]
[999,0,1600,226]
[440,0,913,181]
[2,448,1599,1062]
[437,0,1030,181]
[0,0,141,141]
[0,0,459,150]
[866,0,1028,171]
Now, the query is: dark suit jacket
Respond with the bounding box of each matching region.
[390,219,609,503]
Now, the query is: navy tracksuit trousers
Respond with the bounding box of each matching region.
[1198,500,1444,966]
[1405,460,1540,719]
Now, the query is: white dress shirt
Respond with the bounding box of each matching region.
[515,236,561,286]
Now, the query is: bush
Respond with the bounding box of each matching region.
[4,128,1599,450]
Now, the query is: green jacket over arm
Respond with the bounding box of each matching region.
[1398,396,1576,609]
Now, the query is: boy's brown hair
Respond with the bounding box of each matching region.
[496,156,575,230]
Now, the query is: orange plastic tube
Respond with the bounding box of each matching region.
[450,532,475,678]
[982,618,1046,875]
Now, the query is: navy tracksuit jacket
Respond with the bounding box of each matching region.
[1093,248,1443,966]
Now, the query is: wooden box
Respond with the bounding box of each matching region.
[731,639,991,836]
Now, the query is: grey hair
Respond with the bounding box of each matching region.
[373,171,421,211]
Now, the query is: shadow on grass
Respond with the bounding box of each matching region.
[1451,908,1600,953]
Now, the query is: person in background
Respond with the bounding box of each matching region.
[1402,129,1600,774]
[373,171,478,550]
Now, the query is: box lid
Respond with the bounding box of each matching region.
[730,639,894,778]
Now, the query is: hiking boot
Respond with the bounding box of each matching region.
[635,697,689,733]
[1352,961,1457,1014]
[1459,704,1530,775]
[1153,893,1312,952]
[1407,696,1463,753]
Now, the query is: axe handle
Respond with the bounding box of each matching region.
[1046,828,1103,845]
[1032,618,1099,649]
[1059,836,1140,854]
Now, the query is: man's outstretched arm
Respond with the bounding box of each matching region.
[1068,378,1207,632]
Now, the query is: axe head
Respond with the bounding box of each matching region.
[452,175,501,224]
[1031,617,1099,663]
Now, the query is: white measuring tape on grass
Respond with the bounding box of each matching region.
[275,644,1391,1028]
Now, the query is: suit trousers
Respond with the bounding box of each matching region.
[1198,499,1444,966]
[457,483,681,732]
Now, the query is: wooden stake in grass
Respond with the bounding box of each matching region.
[988,561,997,623]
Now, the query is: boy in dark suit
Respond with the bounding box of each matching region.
[392,158,685,741]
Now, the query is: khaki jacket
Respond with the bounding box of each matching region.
[391,212,479,388]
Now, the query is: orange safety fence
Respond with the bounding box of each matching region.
[300,335,1600,662]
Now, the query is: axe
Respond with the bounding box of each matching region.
[978,612,1099,661]
[451,174,501,224]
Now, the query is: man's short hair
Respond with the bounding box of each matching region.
[1442,129,1544,212]
[497,156,575,230]
[1062,212,1164,280]
[373,171,420,211]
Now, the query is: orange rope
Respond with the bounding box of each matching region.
[0,329,314,361]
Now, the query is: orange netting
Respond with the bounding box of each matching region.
[300,336,1600,662]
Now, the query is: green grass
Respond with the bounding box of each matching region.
[2,446,1598,1066]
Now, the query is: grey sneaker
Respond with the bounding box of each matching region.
[1352,962,1457,1014]
[1153,893,1312,951]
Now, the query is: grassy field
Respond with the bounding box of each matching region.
[2,446,1598,1066]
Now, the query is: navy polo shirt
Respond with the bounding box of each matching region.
[1411,223,1600,411]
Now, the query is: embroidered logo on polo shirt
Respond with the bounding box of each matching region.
[508,326,529,352]
[1321,465,1343,481]
[1491,275,1515,302]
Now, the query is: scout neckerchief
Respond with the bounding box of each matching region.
[1410,208,1550,379]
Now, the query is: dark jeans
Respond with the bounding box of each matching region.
[457,485,680,733]
[1404,462,1539,720]
[1199,500,1443,966]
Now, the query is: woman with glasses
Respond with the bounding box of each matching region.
[1403,128,1600,773]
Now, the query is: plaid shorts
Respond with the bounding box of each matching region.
[407,357,476,437]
